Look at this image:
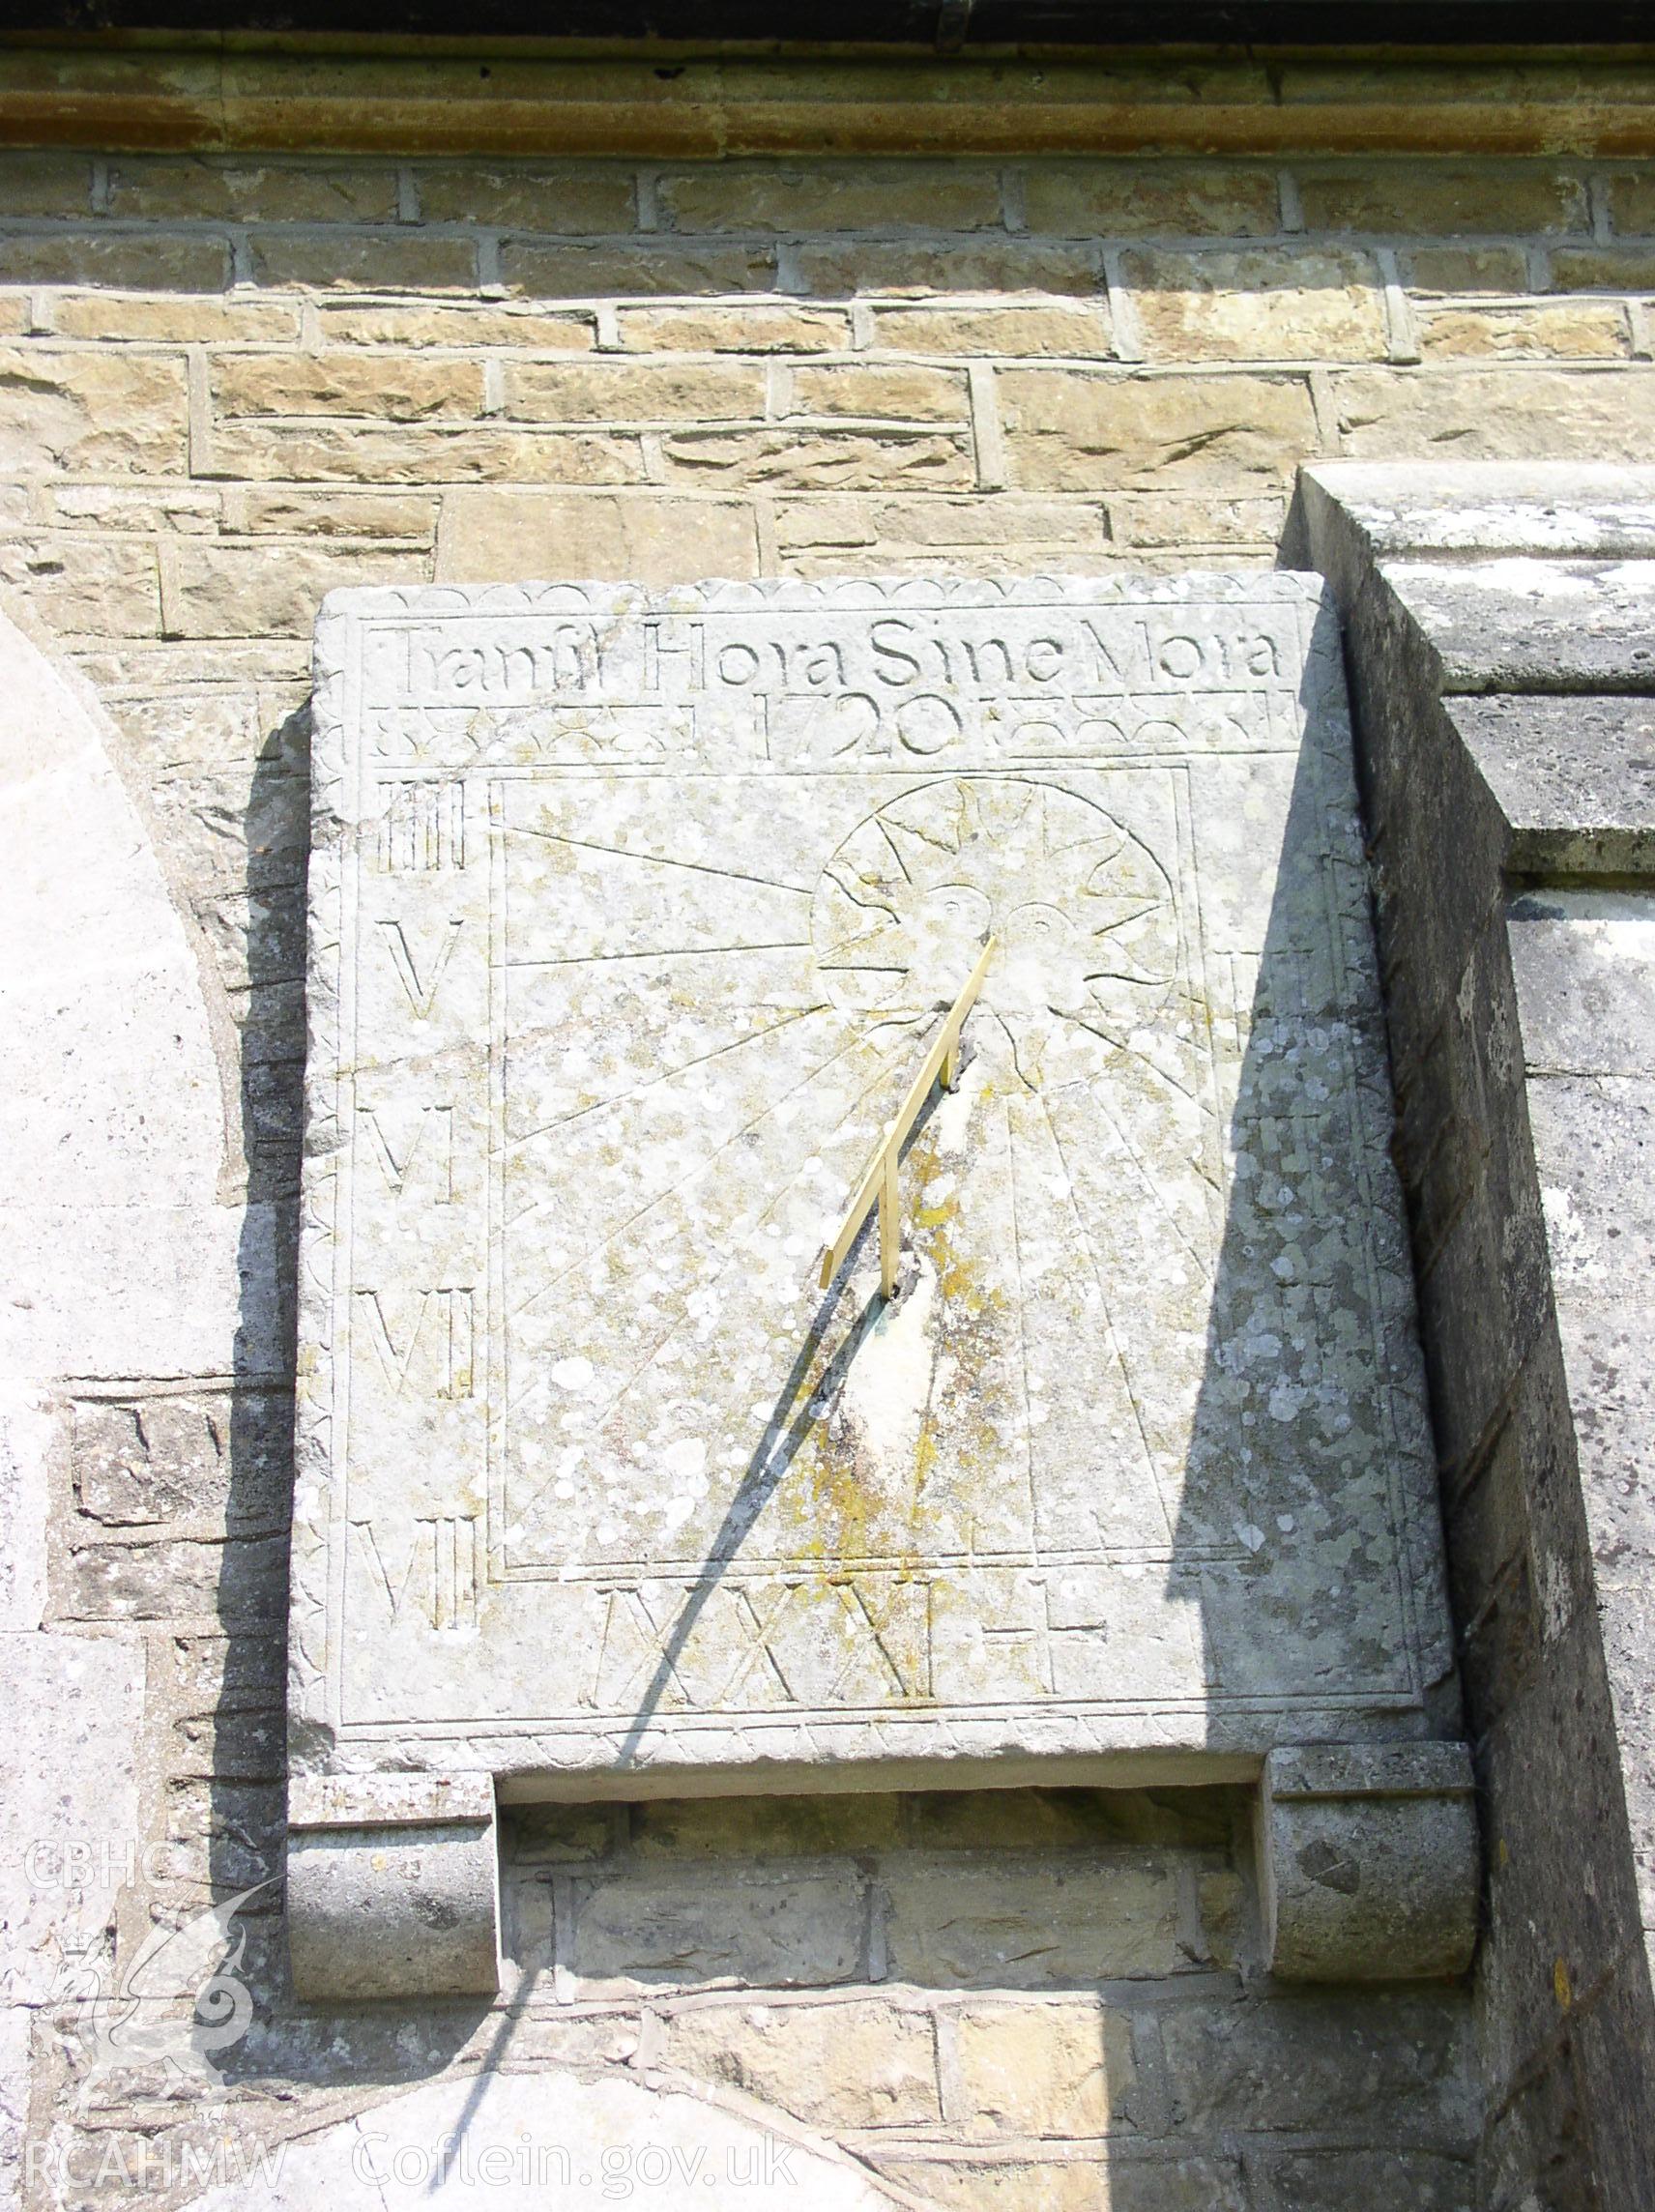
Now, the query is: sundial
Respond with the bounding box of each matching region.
[286,575,1469,2000]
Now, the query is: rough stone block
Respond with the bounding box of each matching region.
[1607,169,1655,234]
[796,238,1100,297]
[867,2156,1246,2210]
[47,480,220,534]
[106,157,398,222]
[1253,2150,1472,2211]
[788,363,970,421]
[1121,247,1387,363]
[999,368,1318,489]
[504,1803,617,1863]
[0,534,160,638]
[502,358,765,422]
[954,1999,1134,2136]
[1419,304,1633,360]
[567,1868,863,1988]
[314,301,595,349]
[1159,1989,1472,2133]
[246,229,478,293]
[1332,366,1655,463]
[1023,160,1279,238]
[772,492,1106,559]
[235,488,440,541]
[1403,244,1532,294]
[0,230,230,291]
[662,1997,942,2127]
[630,1793,904,1856]
[883,1859,1184,1986]
[658,423,973,486]
[437,486,759,581]
[0,345,188,477]
[906,1786,1233,1851]
[1257,1743,1479,1982]
[212,351,485,422]
[499,239,776,297]
[1549,245,1655,290]
[70,1388,258,1528]
[163,541,415,639]
[51,291,302,342]
[209,419,644,485]
[618,302,851,352]
[1107,491,1284,548]
[1295,163,1588,236]
[0,148,97,216]
[413,160,637,231]
[868,303,1114,357]
[657,161,1002,234]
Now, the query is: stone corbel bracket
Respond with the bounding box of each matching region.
[1259,1742,1479,1981]
[287,1773,501,2002]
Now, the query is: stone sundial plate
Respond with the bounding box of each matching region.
[291,574,1452,1796]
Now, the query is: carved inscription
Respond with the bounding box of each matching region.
[301,577,1449,1784]
[356,1287,475,1400]
[355,1515,481,1632]
[377,777,465,872]
[359,1103,454,1204]
[377,917,463,1018]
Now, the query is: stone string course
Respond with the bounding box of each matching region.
[5,143,1652,2211]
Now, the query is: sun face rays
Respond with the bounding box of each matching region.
[496,770,1209,1583]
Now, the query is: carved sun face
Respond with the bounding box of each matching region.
[810,777,1177,1086]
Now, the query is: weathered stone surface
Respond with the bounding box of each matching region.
[1418,304,1633,361]
[1508,889,1655,1078]
[1253,2149,1472,2211]
[1294,164,1588,237]
[1298,457,1655,2212]
[867,2152,1246,2210]
[662,1996,941,2127]
[185,2067,891,2208]
[883,1857,1184,1986]
[1120,247,1388,364]
[1257,1743,1479,1982]
[1000,371,1318,490]
[0,1632,140,2005]
[1451,693,1655,877]
[0,606,249,1383]
[567,1866,863,1988]
[286,1772,501,2001]
[953,1998,1134,2135]
[1382,559,1655,693]
[1159,1990,1472,2134]
[293,573,1455,1812]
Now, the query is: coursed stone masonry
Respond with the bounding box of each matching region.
[5,111,1651,2212]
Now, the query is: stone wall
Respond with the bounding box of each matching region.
[4,132,1655,2212]
[1299,466,1655,2212]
